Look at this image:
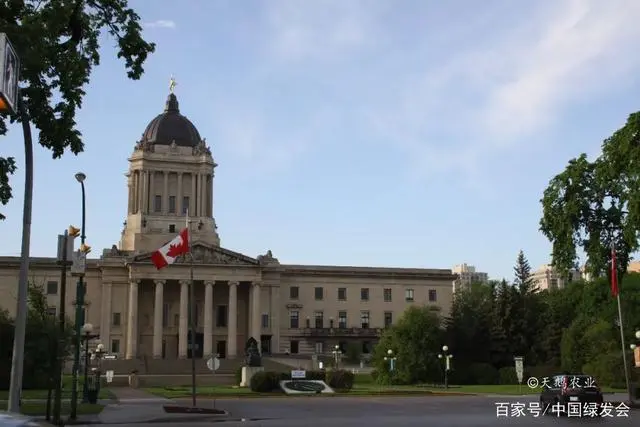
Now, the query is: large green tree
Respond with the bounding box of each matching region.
[540,111,640,279]
[0,0,155,219]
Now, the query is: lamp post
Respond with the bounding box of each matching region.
[438,345,453,389]
[632,330,640,369]
[332,345,341,369]
[81,323,99,403]
[383,349,396,373]
[71,172,89,420]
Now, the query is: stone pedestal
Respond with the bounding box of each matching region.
[240,366,264,387]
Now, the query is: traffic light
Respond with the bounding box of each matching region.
[79,243,91,254]
[68,225,80,238]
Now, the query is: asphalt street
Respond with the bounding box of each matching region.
[77,393,637,427]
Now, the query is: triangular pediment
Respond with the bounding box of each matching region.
[132,242,258,266]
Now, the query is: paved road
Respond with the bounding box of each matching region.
[75,394,637,426]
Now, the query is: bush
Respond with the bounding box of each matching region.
[371,369,379,382]
[468,363,499,385]
[327,370,355,391]
[499,367,518,385]
[249,371,281,393]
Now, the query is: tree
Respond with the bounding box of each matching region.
[0,0,155,219]
[540,111,640,279]
[513,250,534,293]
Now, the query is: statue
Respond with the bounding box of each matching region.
[244,338,262,367]
[169,75,177,93]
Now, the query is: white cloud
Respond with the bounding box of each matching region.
[143,20,176,29]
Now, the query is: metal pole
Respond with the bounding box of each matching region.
[7,94,34,413]
[83,335,90,402]
[189,232,197,407]
[70,180,86,420]
[53,232,69,425]
[616,294,632,403]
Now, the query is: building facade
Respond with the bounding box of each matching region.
[452,263,488,292]
[531,264,581,291]
[0,90,456,365]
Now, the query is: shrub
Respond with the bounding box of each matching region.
[499,367,518,385]
[249,371,280,393]
[305,370,326,381]
[468,363,499,385]
[327,370,355,391]
[371,369,379,382]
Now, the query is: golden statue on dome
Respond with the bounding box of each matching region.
[169,75,177,93]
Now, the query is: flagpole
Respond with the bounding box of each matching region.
[612,243,632,403]
[187,209,197,407]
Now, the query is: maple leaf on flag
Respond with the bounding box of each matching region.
[166,242,185,258]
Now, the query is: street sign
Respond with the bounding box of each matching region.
[514,356,524,384]
[0,33,20,115]
[206,356,220,372]
[71,250,87,276]
[105,370,114,383]
[57,234,74,262]
[291,370,306,379]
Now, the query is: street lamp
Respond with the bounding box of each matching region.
[80,323,99,403]
[633,330,640,369]
[383,349,397,373]
[438,345,453,389]
[332,345,341,369]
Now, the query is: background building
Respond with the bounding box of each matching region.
[452,263,488,292]
[531,264,581,291]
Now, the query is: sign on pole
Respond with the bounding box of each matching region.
[206,356,220,372]
[57,234,74,262]
[0,33,20,115]
[71,250,87,276]
[291,370,306,379]
[514,356,524,384]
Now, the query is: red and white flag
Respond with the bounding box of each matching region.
[151,228,189,270]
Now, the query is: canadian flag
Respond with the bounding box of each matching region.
[151,228,190,270]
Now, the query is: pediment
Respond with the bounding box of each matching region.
[132,242,258,266]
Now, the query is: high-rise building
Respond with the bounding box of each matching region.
[452,263,488,292]
[531,264,581,291]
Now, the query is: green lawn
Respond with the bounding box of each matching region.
[0,401,104,416]
[0,388,114,400]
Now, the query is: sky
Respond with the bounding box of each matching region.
[2,0,640,280]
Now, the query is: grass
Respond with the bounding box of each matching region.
[0,388,115,400]
[0,401,104,416]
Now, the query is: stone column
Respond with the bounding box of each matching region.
[163,172,169,214]
[149,171,155,210]
[153,280,165,359]
[179,280,189,359]
[203,281,214,358]
[251,282,261,344]
[190,173,196,216]
[271,286,280,353]
[100,282,112,352]
[227,281,238,358]
[247,285,253,340]
[125,280,139,359]
[200,174,206,216]
[141,170,148,214]
[132,172,139,213]
[208,175,213,217]
[177,172,183,214]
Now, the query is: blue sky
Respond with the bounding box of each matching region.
[2,0,640,280]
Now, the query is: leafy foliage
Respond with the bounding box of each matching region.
[327,369,355,391]
[0,0,155,219]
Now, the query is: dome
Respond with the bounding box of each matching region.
[140,93,202,147]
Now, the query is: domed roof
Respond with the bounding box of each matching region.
[141,93,202,147]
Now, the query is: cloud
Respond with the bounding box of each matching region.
[143,20,176,29]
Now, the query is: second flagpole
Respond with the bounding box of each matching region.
[187,210,197,407]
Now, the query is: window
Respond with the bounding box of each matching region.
[47,306,57,317]
[384,312,393,327]
[169,196,176,213]
[428,289,437,302]
[314,287,323,300]
[216,305,228,327]
[46,281,58,295]
[162,303,169,327]
[169,224,176,233]
[405,289,414,302]
[337,288,346,301]
[111,339,120,354]
[289,286,299,300]
[182,196,189,215]
[362,341,372,354]
[290,340,299,354]
[384,288,392,302]
[112,312,121,326]
[154,195,162,212]
[314,311,324,328]
[289,310,299,329]
[360,311,370,328]
[261,314,269,328]
[315,342,324,354]
[338,311,347,328]
[361,288,369,301]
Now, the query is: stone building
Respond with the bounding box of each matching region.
[0,89,456,370]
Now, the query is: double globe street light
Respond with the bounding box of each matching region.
[630,330,640,368]
[438,345,453,389]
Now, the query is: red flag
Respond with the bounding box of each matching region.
[151,228,189,269]
[611,244,619,297]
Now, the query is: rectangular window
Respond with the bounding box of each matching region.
[162,303,169,328]
[289,286,299,300]
[315,342,324,354]
[47,306,57,317]
[384,311,393,327]
[112,312,121,326]
[169,196,176,213]
[337,288,346,301]
[216,305,228,327]
[360,311,370,329]
[289,310,299,329]
[314,287,323,300]
[362,341,372,354]
[46,281,58,295]
[182,196,189,215]
[405,289,414,302]
[290,340,299,354]
[361,288,369,301]
[428,289,437,302]
[169,224,176,233]
[154,195,162,212]
[111,339,120,354]
[314,311,324,328]
[261,314,269,328]
[384,288,392,302]
[338,311,347,329]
